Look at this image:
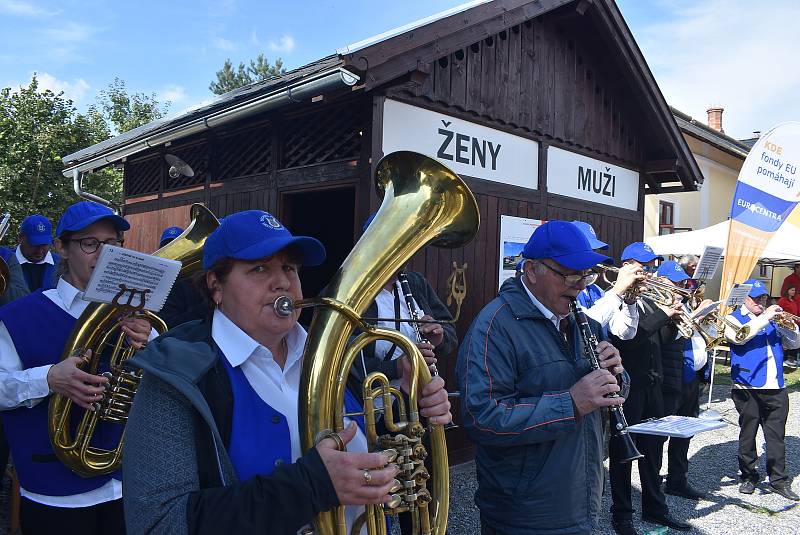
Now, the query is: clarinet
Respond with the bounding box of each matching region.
[568,299,643,463]
[398,271,439,376]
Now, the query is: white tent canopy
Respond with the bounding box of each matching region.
[645,220,800,265]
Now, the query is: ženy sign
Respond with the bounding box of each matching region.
[381,99,538,189]
[546,146,640,210]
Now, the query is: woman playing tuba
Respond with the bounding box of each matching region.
[121,210,452,535]
[0,201,151,535]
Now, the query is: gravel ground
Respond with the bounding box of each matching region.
[0,384,795,535]
[443,384,800,535]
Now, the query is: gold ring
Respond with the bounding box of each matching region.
[363,469,372,485]
[314,429,345,451]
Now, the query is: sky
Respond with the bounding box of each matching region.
[1,0,798,141]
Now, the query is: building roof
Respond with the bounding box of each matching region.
[63,0,703,194]
[671,107,751,159]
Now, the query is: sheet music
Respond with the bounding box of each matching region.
[694,245,723,281]
[628,415,728,438]
[725,284,752,308]
[691,300,721,320]
[83,245,181,312]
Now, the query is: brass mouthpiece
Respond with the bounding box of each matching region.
[273,296,295,317]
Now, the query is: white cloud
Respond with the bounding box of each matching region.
[160,84,187,104]
[268,35,295,54]
[213,37,235,51]
[35,72,90,103]
[40,21,92,43]
[250,29,262,48]
[629,0,800,139]
[0,0,52,17]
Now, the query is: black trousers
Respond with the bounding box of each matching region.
[610,380,668,521]
[731,388,790,485]
[19,497,125,535]
[662,376,700,487]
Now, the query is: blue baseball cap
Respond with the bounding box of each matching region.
[159,226,184,246]
[656,260,690,282]
[203,210,326,269]
[523,220,611,270]
[743,278,768,298]
[571,221,608,250]
[55,201,130,237]
[20,214,53,246]
[621,242,663,263]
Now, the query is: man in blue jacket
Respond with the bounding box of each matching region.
[457,220,625,534]
[724,279,800,501]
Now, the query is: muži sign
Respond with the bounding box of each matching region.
[546,146,640,210]
[381,99,538,189]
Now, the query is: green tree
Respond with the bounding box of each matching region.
[0,74,120,244]
[209,54,286,95]
[94,77,170,135]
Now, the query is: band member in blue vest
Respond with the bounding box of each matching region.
[724,279,800,501]
[0,201,152,535]
[572,221,642,340]
[158,225,207,328]
[122,210,452,535]
[0,214,60,297]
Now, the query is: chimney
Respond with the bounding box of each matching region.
[706,107,724,133]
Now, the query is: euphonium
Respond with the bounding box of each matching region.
[48,203,219,477]
[278,151,479,535]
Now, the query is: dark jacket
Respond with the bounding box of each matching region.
[160,278,207,329]
[456,277,604,534]
[610,297,670,387]
[123,320,338,535]
[659,322,685,394]
[353,271,457,382]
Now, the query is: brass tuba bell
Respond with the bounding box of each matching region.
[48,203,219,477]
[282,151,479,534]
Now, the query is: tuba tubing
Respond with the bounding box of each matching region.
[298,151,479,535]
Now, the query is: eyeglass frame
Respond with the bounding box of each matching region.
[62,236,124,254]
[536,261,598,288]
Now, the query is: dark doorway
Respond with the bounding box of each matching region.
[281,186,356,326]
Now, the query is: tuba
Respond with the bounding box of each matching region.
[278,151,479,535]
[48,203,219,477]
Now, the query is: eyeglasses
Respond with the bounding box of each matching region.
[539,262,598,287]
[641,265,659,273]
[64,237,124,254]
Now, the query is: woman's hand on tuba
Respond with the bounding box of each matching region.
[46,350,109,409]
[120,316,151,349]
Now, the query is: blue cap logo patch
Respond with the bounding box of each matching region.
[260,214,282,229]
[36,223,45,232]
[643,244,654,253]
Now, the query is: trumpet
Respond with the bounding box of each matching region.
[774,311,800,331]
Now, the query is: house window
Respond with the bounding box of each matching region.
[659,201,675,235]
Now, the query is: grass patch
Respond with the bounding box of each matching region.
[711,358,800,392]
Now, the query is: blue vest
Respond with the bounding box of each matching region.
[729,309,784,388]
[0,292,121,495]
[0,247,59,291]
[682,338,696,384]
[220,351,365,482]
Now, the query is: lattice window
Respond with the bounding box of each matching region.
[166,140,207,191]
[280,106,363,168]
[216,126,272,180]
[125,154,161,197]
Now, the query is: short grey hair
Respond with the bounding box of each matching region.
[678,254,699,268]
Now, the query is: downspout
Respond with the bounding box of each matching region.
[73,168,122,214]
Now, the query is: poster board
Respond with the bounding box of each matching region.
[498,215,543,289]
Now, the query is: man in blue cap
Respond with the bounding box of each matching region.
[724,279,800,501]
[0,214,60,297]
[655,260,712,501]
[158,225,183,248]
[156,224,207,328]
[609,243,690,534]
[572,221,643,340]
[0,201,153,534]
[457,220,625,534]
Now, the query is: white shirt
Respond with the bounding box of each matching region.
[725,305,800,389]
[373,281,423,361]
[583,291,639,340]
[521,280,562,329]
[211,308,368,535]
[0,278,122,507]
[15,245,54,266]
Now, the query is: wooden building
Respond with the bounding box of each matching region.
[62,0,703,461]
